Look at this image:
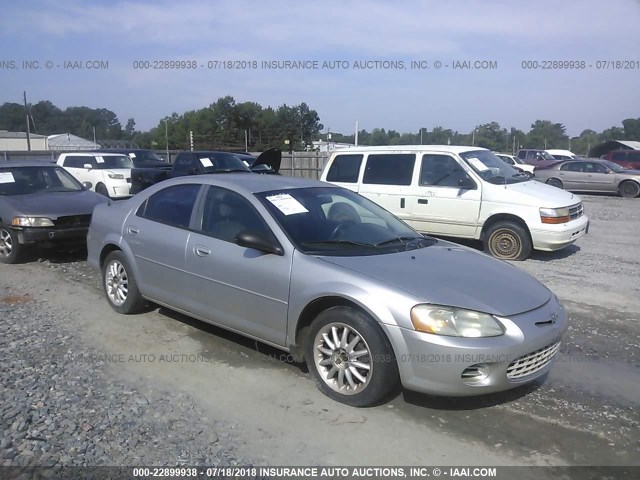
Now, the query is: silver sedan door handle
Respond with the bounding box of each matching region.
[127,226,139,235]
[195,246,211,257]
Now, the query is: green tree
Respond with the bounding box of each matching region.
[526,120,568,149]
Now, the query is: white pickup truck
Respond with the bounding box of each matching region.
[57,152,133,199]
[321,145,589,260]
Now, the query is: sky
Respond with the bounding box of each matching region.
[1,0,639,137]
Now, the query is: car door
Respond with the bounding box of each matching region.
[357,153,416,222]
[183,186,291,346]
[408,153,481,237]
[583,162,617,191]
[124,183,202,309]
[557,162,584,190]
[61,155,91,184]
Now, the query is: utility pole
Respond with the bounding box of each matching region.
[420,128,423,145]
[472,129,475,146]
[93,126,97,146]
[164,119,169,161]
[23,91,31,151]
[244,129,248,152]
[355,121,359,146]
[190,131,194,151]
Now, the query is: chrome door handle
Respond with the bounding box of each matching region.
[127,226,139,235]
[195,246,211,257]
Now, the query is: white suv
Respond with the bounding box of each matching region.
[57,153,133,198]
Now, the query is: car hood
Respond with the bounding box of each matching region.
[2,190,108,219]
[618,169,640,177]
[486,180,580,208]
[318,242,552,316]
[251,148,281,173]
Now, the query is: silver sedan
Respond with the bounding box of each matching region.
[87,174,567,406]
[534,159,640,198]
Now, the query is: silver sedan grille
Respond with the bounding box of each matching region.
[507,341,561,380]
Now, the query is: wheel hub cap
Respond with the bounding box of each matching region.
[105,260,128,306]
[0,230,12,257]
[313,323,373,395]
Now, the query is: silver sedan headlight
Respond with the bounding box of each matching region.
[410,304,505,337]
[11,216,55,227]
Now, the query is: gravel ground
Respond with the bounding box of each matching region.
[0,193,638,471]
[0,296,251,468]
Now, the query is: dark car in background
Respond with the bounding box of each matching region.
[99,149,170,168]
[516,149,559,169]
[0,162,108,263]
[533,159,640,198]
[130,149,281,194]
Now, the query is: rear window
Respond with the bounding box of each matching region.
[326,154,363,183]
[363,154,415,186]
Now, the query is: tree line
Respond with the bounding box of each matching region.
[0,98,637,154]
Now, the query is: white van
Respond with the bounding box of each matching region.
[57,152,133,199]
[320,146,589,260]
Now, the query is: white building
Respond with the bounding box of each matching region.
[0,131,48,151]
[312,140,355,153]
[47,133,100,151]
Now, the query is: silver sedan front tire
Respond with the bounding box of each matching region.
[305,306,399,407]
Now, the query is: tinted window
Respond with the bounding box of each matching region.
[627,152,640,162]
[201,187,272,243]
[517,151,526,159]
[64,156,90,168]
[93,155,133,169]
[611,151,626,161]
[420,154,475,188]
[363,154,415,186]
[173,155,194,176]
[326,154,363,183]
[584,162,607,173]
[138,184,200,228]
[561,162,584,172]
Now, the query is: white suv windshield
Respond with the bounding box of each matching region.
[460,150,530,185]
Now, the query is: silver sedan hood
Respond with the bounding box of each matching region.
[318,242,552,317]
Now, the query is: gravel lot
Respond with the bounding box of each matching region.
[0,193,638,472]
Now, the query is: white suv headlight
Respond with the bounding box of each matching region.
[410,305,505,337]
[12,217,55,227]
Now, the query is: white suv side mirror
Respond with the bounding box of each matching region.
[84,164,93,170]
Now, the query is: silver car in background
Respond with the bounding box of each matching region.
[87,174,567,406]
[534,159,640,198]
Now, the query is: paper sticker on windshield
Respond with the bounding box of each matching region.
[0,172,16,184]
[467,157,489,171]
[199,158,213,168]
[95,156,105,164]
[266,193,309,215]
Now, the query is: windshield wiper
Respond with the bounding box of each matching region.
[374,236,436,248]
[302,240,375,248]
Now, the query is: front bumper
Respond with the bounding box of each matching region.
[530,215,589,251]
[14,226,89,245]
[382,297,567,396]
[110,182,132,198]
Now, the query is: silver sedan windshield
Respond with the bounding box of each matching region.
[257,187,432,255]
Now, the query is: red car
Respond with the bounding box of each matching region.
[600,150,640,170]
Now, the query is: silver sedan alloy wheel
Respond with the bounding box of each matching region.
[105,259,129,306]
[0,228,13,258]
[313,322,373,395]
